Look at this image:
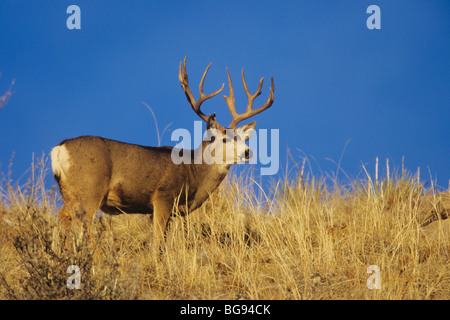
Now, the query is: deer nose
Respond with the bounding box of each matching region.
[244,149,253,160]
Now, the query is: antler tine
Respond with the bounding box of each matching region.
[242,69,264,113]
[226,68,275,129]
[179,55,224,123]
[223,68,237,119]
[199,63,225,102]
[179,56,199,117]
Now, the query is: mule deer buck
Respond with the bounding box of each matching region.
[51,56,274,250]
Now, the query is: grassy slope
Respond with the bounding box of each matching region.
[0,158,449,300]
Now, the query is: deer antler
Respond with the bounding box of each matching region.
[179,56,224,123]
[223,69,274,129]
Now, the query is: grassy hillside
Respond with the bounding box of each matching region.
[0,156,449,299]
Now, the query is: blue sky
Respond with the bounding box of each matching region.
[0,1,449,190]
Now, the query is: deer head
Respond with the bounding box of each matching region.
[178,56,274,167]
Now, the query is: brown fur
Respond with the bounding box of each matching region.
[52,57,273,250]
[52,121,249,249]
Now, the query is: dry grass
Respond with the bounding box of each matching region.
[0,74,14,108]
[0,156,449,300]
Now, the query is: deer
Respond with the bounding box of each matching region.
[50,56,274,250]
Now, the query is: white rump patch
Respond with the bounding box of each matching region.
[50,144,71,181]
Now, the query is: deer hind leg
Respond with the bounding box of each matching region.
[57,180,80,231]
[57,199,82,250]
[74,188,108,251]
[59,204,74,229]
[52,143,110,250]
[57,180,107,251]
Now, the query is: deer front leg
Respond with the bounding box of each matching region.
[152,196,173,252]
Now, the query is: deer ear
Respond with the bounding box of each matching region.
[237,121,256,141]
[206,113,218,130]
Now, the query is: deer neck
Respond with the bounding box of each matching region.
[188,143,231,191]
[175,145,230,213]
[192,143,230,178]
